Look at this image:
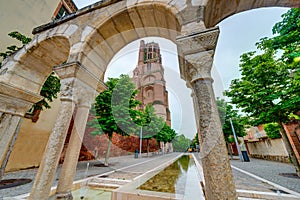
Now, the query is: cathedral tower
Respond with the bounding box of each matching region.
[132,40,171,126]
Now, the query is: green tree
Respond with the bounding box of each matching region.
[225,9,300,175]
[190,133,199,149]
[0,31,31,66]
[135,104,164,156]
[264,123,281,139]
[258,8,300,66]
[173,134,191,152]
[216,98,246,158]
[154,123,177,153]
[93,74,140,166]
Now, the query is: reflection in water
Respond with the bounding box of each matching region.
[138,155,194,194]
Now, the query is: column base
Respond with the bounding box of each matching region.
[56,192,73,200]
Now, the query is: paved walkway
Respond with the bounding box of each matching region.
[0,153,300,199]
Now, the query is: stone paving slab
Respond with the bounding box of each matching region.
[0,153,180,199]
[1,153,300,199]
[230,157,300,194]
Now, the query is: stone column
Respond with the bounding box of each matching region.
[177,28,237,199]
[0,113,22,178]
[29,62,106,199]
[56,86,96,199]
[29,81,76,200]
[0,83,41,179]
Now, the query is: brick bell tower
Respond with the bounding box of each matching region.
[131,40,171,126]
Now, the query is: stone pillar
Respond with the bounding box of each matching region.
[0,114,22,177]
[177,28,237,199]
[0,83,41,179]
[29,91,76,200]
[56,88,95,199]
[29,62,106,199]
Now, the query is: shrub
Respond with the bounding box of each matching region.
[264,123,281,139]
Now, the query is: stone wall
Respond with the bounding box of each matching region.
[283,120,300,165]
[246,138,289,163]
[5,98,61,172]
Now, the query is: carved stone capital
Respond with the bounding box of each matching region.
[176,27,219,55]
[59,78,97,107]
[54,62,107,93]
[176,27,219,83]
[54,62,106,104]
[185,50,215,83]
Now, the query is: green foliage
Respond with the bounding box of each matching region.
[135,104,165,139]
[224,48,299,125]
[172,134,191,152]
[216,98,246,143]
[0,31,60,111]
[190,133,199,148]
[216,97,226,125]
[0,31,32,66]
[34,72,61,110]
[225,8,300,173]
[154,123,177,144]
[86,105,104,136]
[94,74,141,138]
[264,123,282,139]
[226,8,300,126]
[258,8,300,65]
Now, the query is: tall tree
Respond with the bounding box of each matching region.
[134,104,165,156]
[93,74,140,166]
[225,9,300,175]
[173,134,191,152]
[154,123,177,153]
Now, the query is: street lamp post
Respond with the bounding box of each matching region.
[230,118,243,162]
[139,126,142,158]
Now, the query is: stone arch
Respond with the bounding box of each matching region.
[204,0,299,28]
[0,35,70,95]
[79,1,182,81]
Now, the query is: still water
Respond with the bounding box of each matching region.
[138,155,194,194]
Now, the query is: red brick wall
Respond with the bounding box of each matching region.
[283,120,300,165]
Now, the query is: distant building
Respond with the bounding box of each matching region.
[131,40,171,126]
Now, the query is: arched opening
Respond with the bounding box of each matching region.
[204,0,298,28]
[3,36,70,172]
[80,3,181,81]
[1,36,70,94]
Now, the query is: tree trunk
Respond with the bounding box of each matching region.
[104,135,112,166]
[0,118,22,180]
[227,142,233,160]
[279,122,300,176]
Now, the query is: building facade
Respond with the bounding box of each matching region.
[131,40,171,126]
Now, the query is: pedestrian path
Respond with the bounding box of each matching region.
[1,153,300,199]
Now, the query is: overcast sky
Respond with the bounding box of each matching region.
[73,1,289,139]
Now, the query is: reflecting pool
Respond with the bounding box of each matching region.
[138,155,193,194]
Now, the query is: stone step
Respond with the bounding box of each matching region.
[87,177,131,190]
